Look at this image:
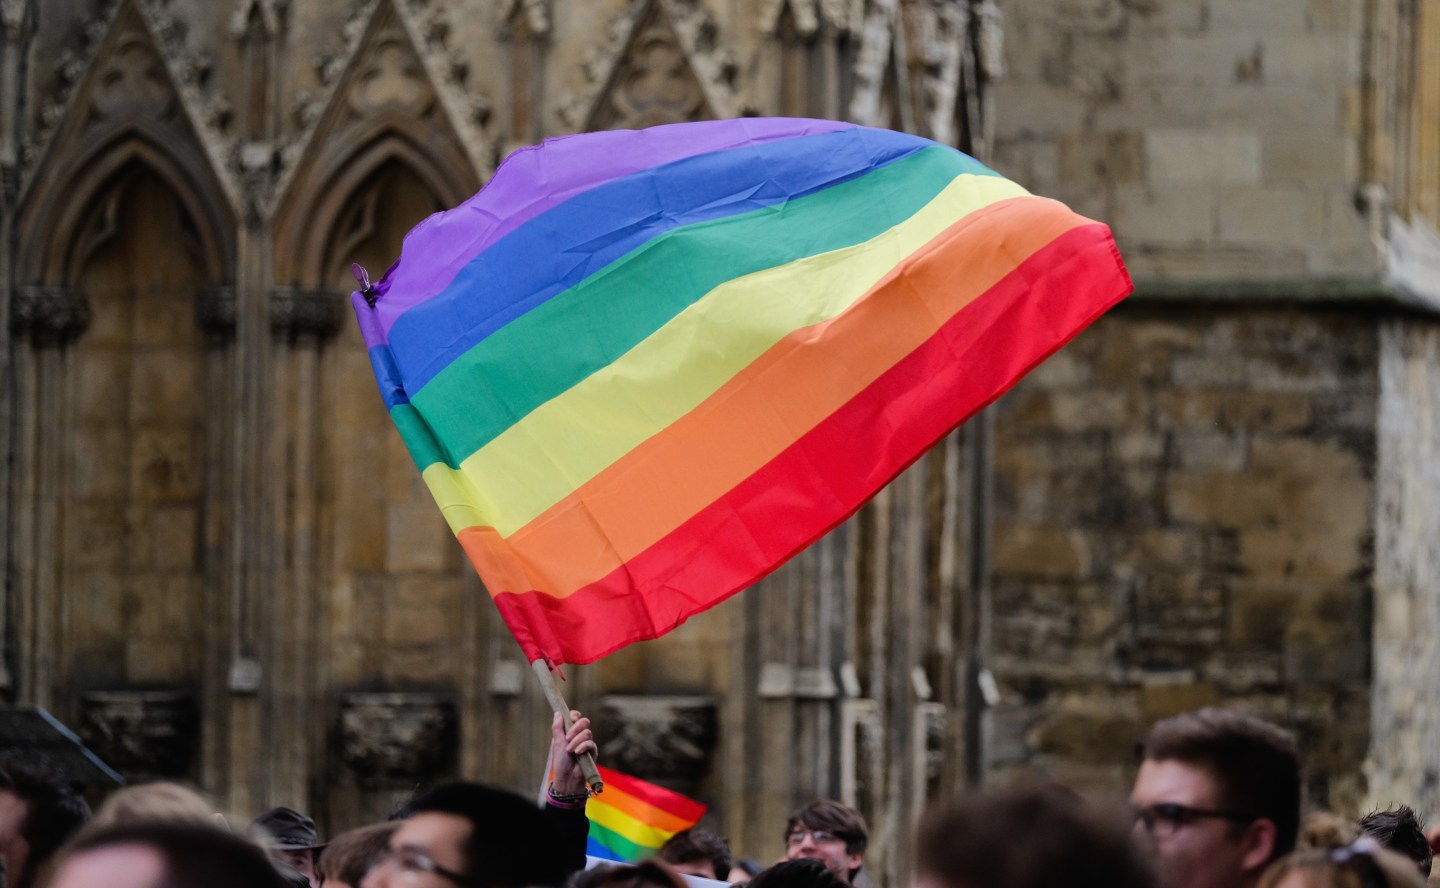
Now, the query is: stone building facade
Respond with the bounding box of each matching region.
[1,0,1438,885]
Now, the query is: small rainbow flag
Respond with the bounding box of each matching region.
[352,118,1132,666]
[585,765,707,862]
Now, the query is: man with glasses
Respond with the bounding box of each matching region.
[363,710,597,888]
[1130,708,1301,888]
[783,800,868,884]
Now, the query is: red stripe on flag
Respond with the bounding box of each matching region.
[495,222,1130,664]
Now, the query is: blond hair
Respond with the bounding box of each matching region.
[91,782,218,829]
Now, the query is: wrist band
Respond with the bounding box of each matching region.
[546,783,593,808]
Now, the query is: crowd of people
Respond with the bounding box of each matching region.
[0,707,1435,888]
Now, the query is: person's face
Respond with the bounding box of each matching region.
[670,860,718,881]
[0,790,30,888]
[48,844,166,888]
[361,813,471,888]
[278,848,319,888]
[1131,759,1267,888]
[784,825,862,883]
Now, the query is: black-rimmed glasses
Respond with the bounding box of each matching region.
[1133,802,1257,838]
[786,829,841,847]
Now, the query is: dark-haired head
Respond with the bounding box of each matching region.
[782,800,867,882]
[1357,807,1431,877]
[1139,708,1301,858]
[379,781,570,888]
[748,859,849,888]
[569,860,690,888]
[658,828,732,880]
[0,763,92,888]
[915,782,1156,888]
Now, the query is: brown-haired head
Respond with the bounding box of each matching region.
[658,828,732,880]
[783,801,867,856]
[1139,708,1301,858]
[317,821,396,888]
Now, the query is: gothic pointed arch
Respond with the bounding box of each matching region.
[562,0,742,131]
[272,0,480,289]
[14,0,235,289]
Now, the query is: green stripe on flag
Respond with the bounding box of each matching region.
[587,818,659,862]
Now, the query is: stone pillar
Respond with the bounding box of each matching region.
[0,0,35,702]
[197,284,239,804]
[1370,318,1440,811]
[268,287,342,810]
[8,286,88,709]
[225,223,275,817]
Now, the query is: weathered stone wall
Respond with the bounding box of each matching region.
[992,0,1380,284]
[988,305,1378,813]
[1370,320,1440,814]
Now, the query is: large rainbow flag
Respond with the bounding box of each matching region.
[352,118,1132,666]
[585,765,707,862]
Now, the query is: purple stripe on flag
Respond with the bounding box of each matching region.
[365,117,855,346]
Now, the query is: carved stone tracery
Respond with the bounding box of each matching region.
[500,0,550,37]
[348,27,436,118]
[338,693,457,784]
[598,695,717,791]
[79,691,198,779]
[10,286,89,346]
[94,32,176,120]
[271,287,343,340]
[562,0,743,130]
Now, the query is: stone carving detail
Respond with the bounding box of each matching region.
[347,25,436,118]
[598,695,717,790]
[500,0,550,37]
[761,0,863,38]
[280,0,489,203]
[901,0,967,145]
[338,692,456,784]
[93,29,176,120]
[848,2,901,128]
[197,285,236,336]
[559,0,743,130]
[1,0,28,38]
[10,285,90,346]
[21,0,235,204]
[228,0,286,38]
[271,287,343,340]
[79,690,198,778]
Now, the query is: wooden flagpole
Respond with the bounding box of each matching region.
[532,659,604,794]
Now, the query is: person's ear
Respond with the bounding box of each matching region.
[1239,818,1279,873]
